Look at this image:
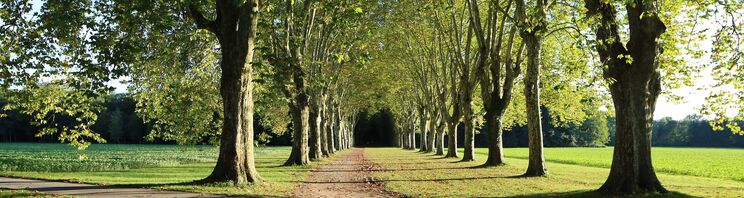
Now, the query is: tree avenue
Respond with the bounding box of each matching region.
[0,0,741,195]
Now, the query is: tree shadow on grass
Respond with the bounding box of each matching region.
[503,190,698,198]
[289,175,525,183]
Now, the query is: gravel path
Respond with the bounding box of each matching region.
[0,177,218,198]
[292,148,398,198]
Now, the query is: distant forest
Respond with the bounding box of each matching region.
[1,94,743,148]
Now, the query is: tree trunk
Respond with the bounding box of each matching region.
[284,103,310,166]
[410,130,416,150]
[484,112,505,166]
[309,101,322,160]
[599,74,665,193]
[435,122,445,155]
[522,33,547,177]
[333,108,341,151]
[199,1,261,185]
[462,113,475,161]
[585,0,667,193]
[427,117,436,153]
[445,121,458,158]
[419,115,428,152]
[319,99,329,156]
[326,106,335,153]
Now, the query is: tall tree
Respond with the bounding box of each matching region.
[467,0,525,166]
[516,0,548,176]
[185,0,262,184]
[585,0,667,193]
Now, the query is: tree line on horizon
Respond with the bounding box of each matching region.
[2,94,743,148]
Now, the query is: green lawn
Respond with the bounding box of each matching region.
[0,143,342,197]
[498,147,744,182]
[0,189,62,198]
[366,147,744,197]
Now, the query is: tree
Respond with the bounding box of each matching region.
[0,0,263,185]
[516,0,548,176]
[108,108,123,143]
[585,0,667,193]
[466,0,525,166]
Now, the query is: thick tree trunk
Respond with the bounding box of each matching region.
[427,117,436,153]
[326,107,335,153]
[410,130,416,150]
[319,101,329,156]
[199,1,261,185]
[309,102,322,160]
[333,108,341,151]
[435,122,445,155]
[599,74,665,193]
[418,111,428,152]
[585,0,667,194]
[445,122,458,158]
[399,133,403,148]
[284,103,310,166]
[484,112,505,166]
[462,114,475,161]
[522,34,547,176]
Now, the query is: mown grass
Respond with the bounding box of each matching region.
[366,148,744,197]
[0,189,64,198]
[498,147,744,182]
[0,143,345,197]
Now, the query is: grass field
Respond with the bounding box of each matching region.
[0,189,60,198]
[2,144,743,197]
[0,143,342,197]
[498,147,744,182]
[366,147,744,197]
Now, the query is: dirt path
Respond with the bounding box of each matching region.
[292,148,398,198]
[0,177,217,198]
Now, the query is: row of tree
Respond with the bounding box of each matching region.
[0,0,741,195]
[0,0,397,186]
[377,0,741,195]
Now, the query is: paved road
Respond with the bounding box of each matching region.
[0,177,219,197]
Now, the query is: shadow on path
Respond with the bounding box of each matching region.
[0,177,218,198]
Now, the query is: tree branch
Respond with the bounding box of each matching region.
[186,3,218,34]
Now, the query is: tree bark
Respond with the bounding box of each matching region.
[435,121,445,155]
[585,0,668,194]
[522,33,547,176]
[309,100,322,160]
[462,119,475,161]
[485,113,505,165]
[319,97,329,156]
[325,102,336,153]
[284,102,310,166]
[193,1,261,185]
[419,120,428,152]
[427,117,437,153]
[445,121,458,158]
[516,0,547,177]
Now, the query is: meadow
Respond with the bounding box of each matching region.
[0,143,340,196]
[366,147,744,197]
[498,147,744,182]
[1,144,743,197]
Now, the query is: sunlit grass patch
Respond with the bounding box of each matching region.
[367,148,744,197]
[0,143,344,197]
[498,147,744,181]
